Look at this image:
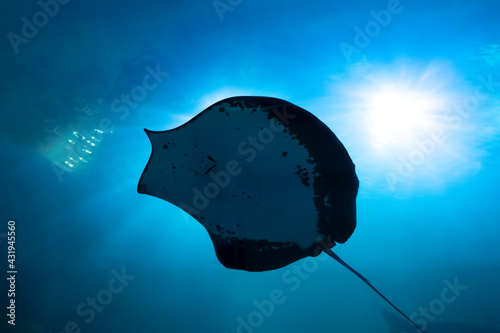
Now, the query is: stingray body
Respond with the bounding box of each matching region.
[138,96,424,332]
[138,96,358,270]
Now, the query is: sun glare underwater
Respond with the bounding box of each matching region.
[1,0,500,333]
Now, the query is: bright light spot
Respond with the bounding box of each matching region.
[321,60,493,193]
[90,142,95,146]
[84,149,92,154]
[68,163,74,168]
[68,139,74,143]
[364,85,444,153]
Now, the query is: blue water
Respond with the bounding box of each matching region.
[1,0,499,332]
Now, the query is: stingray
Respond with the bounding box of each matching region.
[137,96,425,333]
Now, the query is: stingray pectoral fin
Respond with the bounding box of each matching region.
[323,248,425,333]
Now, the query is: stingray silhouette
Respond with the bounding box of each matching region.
[138,96,425,333]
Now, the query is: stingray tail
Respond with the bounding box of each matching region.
[323,248,425,333]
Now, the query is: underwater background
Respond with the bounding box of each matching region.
[1,0,500,332]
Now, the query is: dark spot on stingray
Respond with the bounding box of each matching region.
[282,151,288,157]
[207,155,216,162]
[205,165,216,175]
[295,165,311,186]
[137,96,425,333]
[163,145,168,149]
